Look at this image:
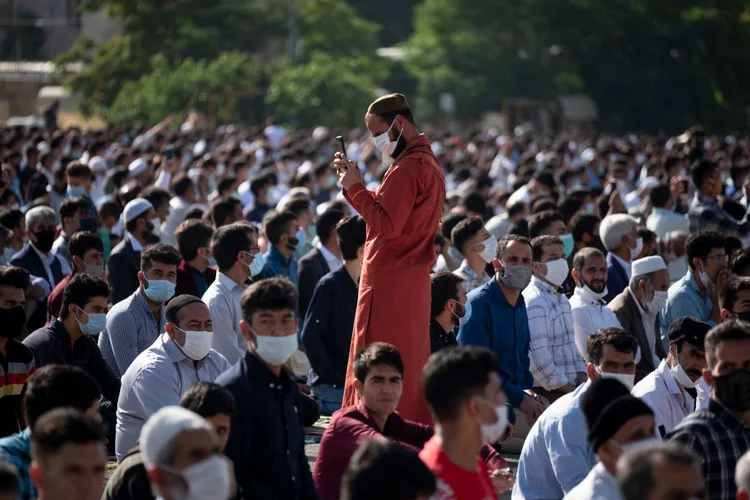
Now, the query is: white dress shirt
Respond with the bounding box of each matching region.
[202,272,248,365]
[31,243,70,288]
[316,241,342,271]
[161,197,192,247]
[646,207,690,240]
[628,288,660,367]
[569,287,623,361]
[507,184,532,207]
[564,462,622,500]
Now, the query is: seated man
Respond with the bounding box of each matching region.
[617,441,703,500]
[115,295,230,461]
[51,197,86,269]
[599,214,640,304]
[314,343,510,500]
[297,209,344,319]
[719,276,750,323]
[99,244,180,377]
[0,365,102,500]
[512,328,638,499]
[103,382,236,500]
[302,215,365,415]
[257,210,300,284]
[46,231,104,321]
[450,216,495,294]
[429,272,465,353]
[0,460,19,500]
[174,219,216,298]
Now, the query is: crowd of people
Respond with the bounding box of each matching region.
[0,92,746,499]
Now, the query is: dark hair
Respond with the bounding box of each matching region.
[451,216,485,255]
[184,207,204,221]
[317,209,344,245]
[704,321,750,369]
[586,328,639,365]
[460,192,487,218]
[617,442,700,500]
[0,460,18,494]
[732,247,750,276]
[31,408,104,463]
[719,278,750,312]
[531,235,563,262]
[0,208,22,231]
[140,243,181,273]
[531,197,557,214]
[175,220,215,262]
[60,274,109,320]
[208,197,240,227]
[430,272,464,318]
[180,382,236,418]
[210,223,252,271]
[573,247,605,278]
[440,213,468,240]
[0,266,30,295]
[649,184,671,208]
[558,197,584,226]
[336,216,366,261]
[68,231,103,259]
[373,107,415,125]
[570,213,600,244]
[686,230,725,271]
[65,161,92,180]
[240,278,297,323]
[285,198,312,218]
[507,202,526,219]
[140,187,171,211]
[690,159,715,190]
[353,342,404,384]
[264,210,297,245]
[507,219,529,237]
[532,171,555,191]
[529,210,564,238]
[171,173,194,198]
[164,294,205,326]
[58,197,87,224]
[98,200,121,221]
[340,439,436,500]
[496,233,531,260]
[422,346,498,421]
[726,236,743,264]
[249,176,270,196]
[24,365,101,428]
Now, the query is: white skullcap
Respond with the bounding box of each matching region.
[632,256,667,277]
[128,158,148,177]
[122,198,153,224]
[640,176,660,190]
[140,406,213,469]
[89,157,108,173]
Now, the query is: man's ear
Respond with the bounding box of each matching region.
[492,258,501,274]
[571,268,580,286]
[720,308,733,322]
[239,320,254,346]
[702,368,713,387]
[532,261,544,276]
[586,363,596,380]
[29,460,42,488]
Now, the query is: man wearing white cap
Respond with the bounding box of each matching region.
[128,158,154,189]
[140,406,232,500]
[607,256,670,382]
[107,198,156,305]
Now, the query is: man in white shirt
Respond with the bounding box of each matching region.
[570,248,622,360]
[160,173,197,247]
[202,223,260,365]
[632,317,710,437]
[507,171,555,207]
[565,378,656,500]
[451,216,496,294]
[600,214,641,304]
[524,235,586,403]
[646,183,689,240]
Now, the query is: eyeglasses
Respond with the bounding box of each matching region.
[701,254,728,263]
[245,247,262,255]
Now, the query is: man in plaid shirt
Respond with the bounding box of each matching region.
[688,159,750,235]
[668,321,750,500]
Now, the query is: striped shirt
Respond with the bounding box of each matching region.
[98,289,166,378]
[0,340,35,438]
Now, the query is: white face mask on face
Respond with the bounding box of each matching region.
[176,327,213,361]
[164,455,231,500]
[479,399,509,444]
[543,258,569,287]
[596,367,635,390]
[373,119,403,158]
[645,289,668,315]
[630,236,643,260]
[477,236,498,264]
[670,359,699,389]
[251,328,299,366]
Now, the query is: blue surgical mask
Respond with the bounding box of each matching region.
[560,233,575,258]
[246,251,265,277]
[67,185,86,198]
[143,278,176,303]
[453,299,472,327]
[76,308,107,336]
[296,228,307,250]
[208,256,218,267]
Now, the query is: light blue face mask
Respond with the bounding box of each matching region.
[560,233,575,258]
[76,308,107,336]
[453,299,472,327]
[246,251,265,277]
[67,185,86,198]
[143,278,176,303]
[208,256,218,267]
[296,228,307,250]
[3,247,14,263]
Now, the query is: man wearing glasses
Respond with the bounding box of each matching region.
[661,231,729,343]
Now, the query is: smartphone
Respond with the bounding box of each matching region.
[336,135,348,171]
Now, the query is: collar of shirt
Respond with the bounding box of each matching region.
[316,242,341,266]
[488,277,524,308]
[243,350,294,393]
[160,332,204,366]
[657,359,685,397]
[134,288,163,319]
[354,400,399,433]
[573,285,606,306]
[217,271,245,292]
[268,244,293,266]
[31,243,54,264]
[457,260,488,281]
[683,270,710,300]
[531,276,559,295]
[127,232,143,252]
[610,252,632,279]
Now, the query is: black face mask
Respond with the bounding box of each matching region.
[32,229,56,253]
[736,311,750,323]
[713,370,750,411]
[286,236,299,251]
[0,177,6,189]
[0,306,27,339]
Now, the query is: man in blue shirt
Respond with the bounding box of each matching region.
[512,327,638,499]
[457,234,545,435]
[257,210,300,286]
[661,230,728,343]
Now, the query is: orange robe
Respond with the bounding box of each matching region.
[342,134,445,424]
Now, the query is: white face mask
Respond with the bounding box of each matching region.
[477,236,498,264]
[176,327,213,361]
[645,290,668,315]
[630,236,643,260]
[150,217,162,238]
[252,330,299,366]
[670,360,699,389]
[596,367,635,390]
[543,258,569,287]
[581,282,608,301]
[373,119,403,158]
[166,455,231,500]
[699,265,714,290]
[479,399,509,444]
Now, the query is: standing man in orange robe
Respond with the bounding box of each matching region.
[334,94,445,424]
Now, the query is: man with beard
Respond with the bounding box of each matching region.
[570,248,622,361]
[334,94,445,424]
[632,317,710,437]
[429,272,465,353]
[107,199,158,305]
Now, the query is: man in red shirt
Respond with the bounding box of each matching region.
[420,346,513,500]
[314,343,510,500]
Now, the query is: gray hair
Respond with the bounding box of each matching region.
[24,206,56,231]
[617,442,700,500]
[600,214,637,252]
[737,450,750,494]
[628,273,652,294]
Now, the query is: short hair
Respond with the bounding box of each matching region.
[208,197,240,227]
[531,235,563,262]
[507,219,529,238]
[183,206,204,221]
[353,342,404,384]
[264,210,297,245]
[68,231,103,259]
[690,159,715,189]
[586,328,639,365]
[736,450,750,495]
[25,205,56,231]
[638,227,656,247]
[31,408,104,464]
[705,321,750,369]
[140,187,171,210]
[686,230,725,271]
[558,197,584,225]
[285,198,312,218]
[58,197,87,223]
[175,219,215,262]
[60,274,109,320]
[210,223,252,271]
[719,277,750,311]
[0,208,23,230]
[65,161,92,180]
[649,184,672,208]
[98,200,121,221]
[618,442,700,500]
[140,243,181,273]
[451,216,485,255]
[430,272,465,318]
[528,210,564,238]
[573,247,605,276]
[496,233,531,260]
[370,106,415,125]
[336,216,366,261]
[171,173,194,198]
[0,460,18,495]
[422,346,498,421]
[179,382,236,418]
[0,266,30,295]
[24,365,101,429]
[240,278,297,323]
[531,197,557,214]
[733,247,750,276]
[317,209,344,245]
[600,214,637,252]
[340,439,436,500]
[249,176,270,196]
[440,213,468,241]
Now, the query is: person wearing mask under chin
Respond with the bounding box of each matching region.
[608,256,670,383]
[115,295,230,462]
[450,216,497,294]
[256,210,300,286]
[216,278,319,500]
[565,378,656,500]
[524,235,587,404]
